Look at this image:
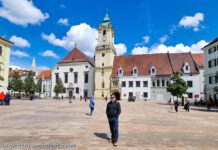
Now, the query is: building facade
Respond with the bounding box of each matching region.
[94,13,116,99]
[51,47,95,98]
[111,53,204,101]
[203,37,218,100]
[36,70,52,98]
[0,37,13,92]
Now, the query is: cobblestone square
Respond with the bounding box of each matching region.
[0,99,218,150]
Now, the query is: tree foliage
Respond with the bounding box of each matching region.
[9,71,24,92]
[167,73,188,99]
[36,78,42,93]
[24,71,36,93]
[0,75,4,81]
[54,78,64,97]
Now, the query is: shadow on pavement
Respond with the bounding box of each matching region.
[94,132,109,140]
[85,113,91,116]
[191,108,218,112]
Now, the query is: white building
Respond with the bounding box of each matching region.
[111,53,204,101]
[36,70,52,98]
[51,47,95,98]
[202,37,218,100]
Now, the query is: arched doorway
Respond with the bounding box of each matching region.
[113,91,121,100]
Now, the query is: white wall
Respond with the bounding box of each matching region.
[118,76,151,100]
[51,62,94,98]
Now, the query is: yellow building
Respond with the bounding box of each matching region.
[94,13,116,99]
[0,37,13,92]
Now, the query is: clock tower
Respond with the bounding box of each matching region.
[94,12,116,99]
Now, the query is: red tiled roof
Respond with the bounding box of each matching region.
[202,37,218,49]
[59,47,94,66]
[112,53,203,77]
[169,53,199,74]
[0,36,13,44]
[192,53,204,68]
[112,53,173,77]
[36,70,51,79]
[9,70,30,77]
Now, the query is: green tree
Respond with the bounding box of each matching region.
[54,78,64,97]
[0,75,4,81]
[24,71,36,94]
[36,78,42,93]
[167,73,188,101]
[9,71,24,93]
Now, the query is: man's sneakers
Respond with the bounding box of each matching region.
[108,138,112,142]
[113,142,118,146]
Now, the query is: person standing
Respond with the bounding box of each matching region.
[89,96,95,115]
[5,93,11,105]
[174,99,179,112]
[184,98,190,112]
[106,94,121,146]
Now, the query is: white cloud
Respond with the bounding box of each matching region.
[179,13,204,32]
[9,65,22,70]
[42,23,98,56]
[159,35,168,44]
[11,50,29,57]
[60,4,66,9]
[114,43,127,55]
[40,50,59,59]
[132,47,149,55]
[42,23,127,57]
[143,36,150,44]
[9,35,30,48]
[0,0,49,26]
[150,40,208,54]
[57,18,69,26]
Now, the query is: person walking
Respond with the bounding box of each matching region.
[184,98,190,112]
[4,93,11,105]
[174,99,179,112]
[106,94,121,146]
[89,96,95,115]
[0,92,6,106]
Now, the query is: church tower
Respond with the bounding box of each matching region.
[94,12,116,99]
[31,57,36,73]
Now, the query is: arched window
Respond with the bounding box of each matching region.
[183,62,190,73]
[102,81,105,88]
[132,66,138,77]
[118,67,123,77]
[150,66,156,76]
[103,30,106,35]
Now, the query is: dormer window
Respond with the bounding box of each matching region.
[183,62,190,73]
[118,67,123,77]
[150,66,156,76]
[133,67,138,77]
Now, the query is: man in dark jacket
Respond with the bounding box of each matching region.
[106,94,121,146]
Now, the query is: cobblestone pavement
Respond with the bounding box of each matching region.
[0,99,218,150]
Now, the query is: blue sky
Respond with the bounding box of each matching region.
[0,0,218,72]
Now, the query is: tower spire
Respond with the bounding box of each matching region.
[31,57,36,73]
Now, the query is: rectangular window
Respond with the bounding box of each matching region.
[74,72,78,83]
[76,87,79,94]
[152,81,156,87]
[84,72,88,83]
[187,81,193,87]
[214,59,217,67]
[157,80,160,87]
[143,81,148,87]
[55,73,59,83]
[63,88,66,93]
[122,81,126,87]
[64,72,68,83]
[129,81,133,87]
[136,81,140,87]
[0,46,2,56]
[188,93,193,99]
[208,61,212,68]
[209,76,212,84]
[208,48,211,54]
[162,80,165,87]
[129,92,133,97]
[143,92,148,98]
